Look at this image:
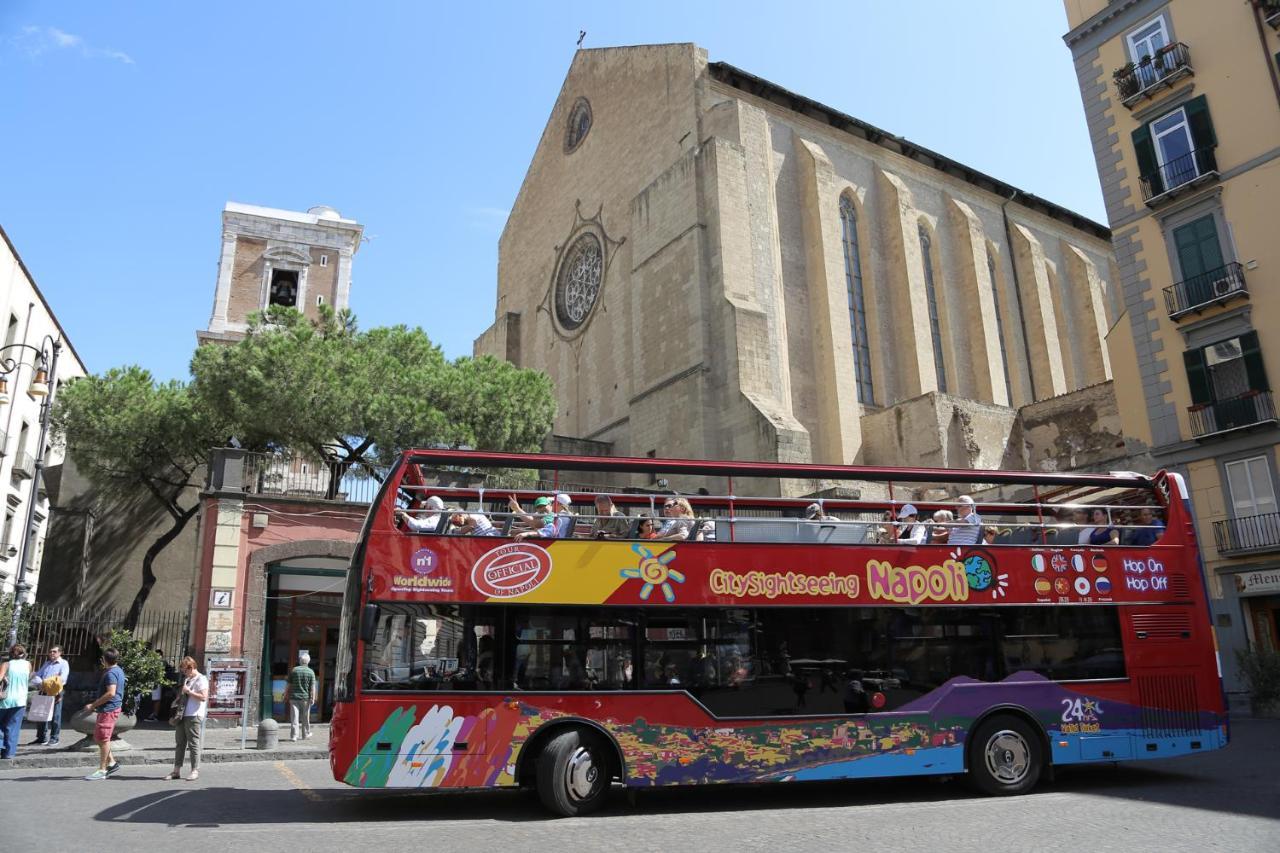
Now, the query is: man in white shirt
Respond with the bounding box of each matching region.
[897,505,929,545]
[947,495,983,546]
[395,495,445,532]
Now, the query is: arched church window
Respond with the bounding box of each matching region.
[840,196,874,405]
[565,98,592,153]
[918,225,947,393]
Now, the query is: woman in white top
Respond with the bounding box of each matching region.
[166,656,209,781]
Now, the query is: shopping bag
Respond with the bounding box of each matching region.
[28,693,56,723]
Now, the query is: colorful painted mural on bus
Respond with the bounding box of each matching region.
[340,673,1220,789]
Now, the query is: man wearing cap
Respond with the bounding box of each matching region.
[396,495,446,532]
[947,495,983,546]
[896,505,929,545]
[805,503,836,522]
[32,645,70,745]
[511,494,576,539]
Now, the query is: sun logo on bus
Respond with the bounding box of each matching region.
[620,544,685,603]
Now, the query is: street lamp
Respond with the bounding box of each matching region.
[1,335,61,649]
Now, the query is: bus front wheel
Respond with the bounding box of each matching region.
[536,728,611,817]
[968,714,1044,796]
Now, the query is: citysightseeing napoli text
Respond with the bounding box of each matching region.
[709,559,970,605]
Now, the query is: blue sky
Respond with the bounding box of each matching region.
[0,1,1102,380]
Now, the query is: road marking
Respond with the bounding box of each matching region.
[274,761,324,803]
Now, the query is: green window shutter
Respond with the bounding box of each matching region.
[1240,331,1270,392]
[1184,95,1217,148]
[1132,123,1162,195]
[1183,348,1211,405]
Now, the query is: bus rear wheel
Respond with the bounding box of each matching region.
[536,728,611,817]
[968,714,1044,796]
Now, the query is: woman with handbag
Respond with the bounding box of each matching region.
[165,656,208,781]
[0,644,32,759]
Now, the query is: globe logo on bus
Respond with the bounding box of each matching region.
[963,554,994,591]
[620,544,685,603]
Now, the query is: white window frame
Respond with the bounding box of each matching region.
[1225,456,1279,520]
[1152,107,1197,185]
[1126,15,1169,63]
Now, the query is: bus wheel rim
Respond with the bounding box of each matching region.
[984,730,1030,784]
[566,746,601,801]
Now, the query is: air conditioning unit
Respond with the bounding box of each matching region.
[1210,277,1234,298]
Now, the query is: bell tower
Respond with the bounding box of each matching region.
[198,202,363,344]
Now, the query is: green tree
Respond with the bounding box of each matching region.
[51,367,231,628]
[190,307,556,487]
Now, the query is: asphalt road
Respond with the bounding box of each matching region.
[4,719,1277,852]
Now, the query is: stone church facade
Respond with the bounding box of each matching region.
[476,44,1134,489]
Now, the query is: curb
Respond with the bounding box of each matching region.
[3,749,327,770]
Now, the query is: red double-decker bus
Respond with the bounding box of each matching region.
[329,450,1227,816]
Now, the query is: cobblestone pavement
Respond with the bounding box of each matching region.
[2,719,1276,852]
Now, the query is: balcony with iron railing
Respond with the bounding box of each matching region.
[1213,511,1280,556]
[1114,42,1194,107]
[1141,146,1218,206]
[1188,391,1278,439]
[1163,262,1248,319]
[10,450,35,481]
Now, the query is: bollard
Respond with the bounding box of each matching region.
[257,717,279,751]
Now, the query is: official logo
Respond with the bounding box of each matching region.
[410,548,439,576]
[1074,576,1091,596]
[471,543,553,599]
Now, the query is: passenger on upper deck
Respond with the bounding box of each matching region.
[636,514,659,540]
[982,525,1001,545]
[1125,507,1165,547]
[590,494,630,539]
[655,497,696,541]
[507,494,553,529]
[896,505,929,545]
[947,495,982,546]
[395,495,445,533]
[514,494,575,540]
[447,509,498,536]
[929,509,953,544]
[805,503,836,522]
[1083,507,1120,546]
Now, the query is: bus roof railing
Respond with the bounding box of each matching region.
[401,449,1155,490]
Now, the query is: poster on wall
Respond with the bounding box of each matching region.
[206,657,250,718]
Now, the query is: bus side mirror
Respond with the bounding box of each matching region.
[360,603,380,644]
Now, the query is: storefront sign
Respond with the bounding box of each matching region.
[1233,569,1280,596]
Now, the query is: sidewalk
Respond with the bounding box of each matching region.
[3,718,328,770]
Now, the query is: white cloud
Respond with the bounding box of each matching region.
[12,25,134,64]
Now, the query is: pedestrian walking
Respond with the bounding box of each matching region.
[287,651,317,741]
[0,644,32,759]
[31,644,70,745]
[82,647,125,781]
[165,656,208,782]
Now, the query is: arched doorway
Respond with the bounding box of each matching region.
[248,544,353,724]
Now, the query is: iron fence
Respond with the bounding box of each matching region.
[1213,511,1280,555]
[241,451,385,503]
[1114,42,1192,102]
[1188,391,1277,438]
[16,604,190,671]
[1140,145,1217,202]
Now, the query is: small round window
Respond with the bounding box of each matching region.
[554,232,603,332]
[565,97,592,153]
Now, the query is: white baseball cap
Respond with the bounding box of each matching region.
[897,504,919,520]
[555,493,572,507]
